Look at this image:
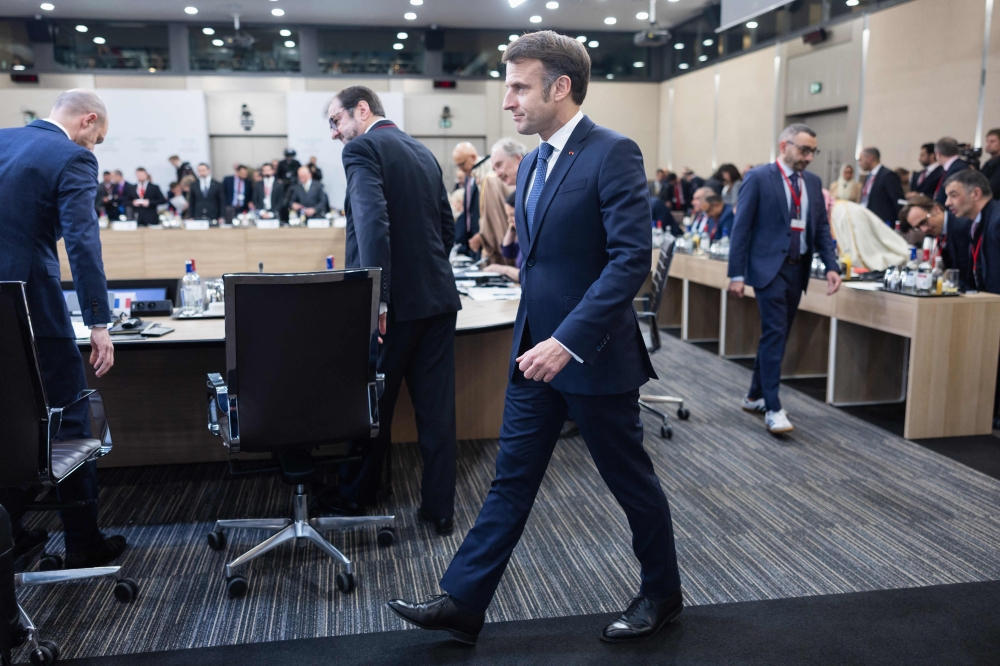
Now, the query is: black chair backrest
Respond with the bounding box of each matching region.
[224,270,381,454]
[648,234,677,316]
[0,282,49,488]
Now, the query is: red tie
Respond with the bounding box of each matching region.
[138,183,145,198]
[674,181,683,208]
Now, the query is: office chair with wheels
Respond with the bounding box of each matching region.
[0,282,138,666]
[205,270,395,599]
[632,236,691,439]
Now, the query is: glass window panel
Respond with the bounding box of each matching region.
[53,21,168,71]
[0,20,34,71]
[190,24,299,72]
[443,30,512,77]
[317,28,424,75]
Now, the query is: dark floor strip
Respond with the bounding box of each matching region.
[61,580,1000,666]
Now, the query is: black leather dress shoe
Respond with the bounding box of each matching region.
[601,589,683,643]
[64,534,127,569]
[417,507,454,536]
[386,594,485,644]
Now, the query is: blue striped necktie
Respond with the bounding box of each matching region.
[526,142,554,237]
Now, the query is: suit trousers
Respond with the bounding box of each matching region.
[439,376,682,613]
[339,310,458,520]
[35,338,102,553]
[748,262,807,413]
[0,506,15,666]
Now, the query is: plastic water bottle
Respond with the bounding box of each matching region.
[326,255,335,270]
[181,259,204,315]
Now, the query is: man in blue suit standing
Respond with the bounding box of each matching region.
[728,124,841,434]
[388,31,683,645]
[0,90,126,568]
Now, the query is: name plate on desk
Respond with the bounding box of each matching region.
[307,218,331,229]
[110,221,137,231]
[255,219,280,229]
[184,220,211,231]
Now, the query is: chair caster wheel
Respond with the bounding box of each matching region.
[226,575,248,599]
[336,572,355,594]
[661,424,673,439]
[29,640,60,665]
[677,407,690,420]
[113,578,139,603]
[376,526,395,548]
[207,531,226,551]
[38,554,62,571]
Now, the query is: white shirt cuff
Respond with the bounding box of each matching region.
[379,302,387,315]
[553,337,583,363]
[731,276,745,282]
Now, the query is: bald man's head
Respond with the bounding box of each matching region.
[452,142,479,176]
[49,89,108,151]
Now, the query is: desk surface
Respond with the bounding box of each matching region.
[77,295,519,347]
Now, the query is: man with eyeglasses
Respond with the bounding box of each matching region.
[899,194,973,290]
[858,146,905,226]
[728,123,841,434]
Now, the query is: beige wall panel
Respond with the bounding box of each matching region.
[404,93,487,136]
[983,0,1000,135]
[187,76,303,92]
[205,91,287,135]
[0,88,66,128]
[717,48,775,170]
[785,40,858,116]
[583,81,660,177]
[95,75,186,89]
[0,73,94,90]
[863,0,984,169]
[305,77,390,91]
[658,81,672,170]
[670,67,715,177]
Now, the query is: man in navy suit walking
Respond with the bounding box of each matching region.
[0,90,126,568]
[728,124,841,434]
[388,31,683,645]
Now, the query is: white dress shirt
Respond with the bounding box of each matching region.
[262,176,275,210]
[860,163,881,205]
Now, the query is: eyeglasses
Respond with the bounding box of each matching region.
[328,107,353,130]
[791,143,821,156]
[914,212,932,230]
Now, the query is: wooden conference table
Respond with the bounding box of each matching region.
[649,251,1000,440]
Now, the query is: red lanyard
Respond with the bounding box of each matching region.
[372,122,397,131]
[972,234,985,270]
[777,163,802,218]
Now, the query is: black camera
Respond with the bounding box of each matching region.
[958,143,982,170]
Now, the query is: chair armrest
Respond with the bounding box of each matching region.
[49,389,112,457]
[368,373,385,439]
[206,373,240,453]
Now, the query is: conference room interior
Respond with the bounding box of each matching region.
[2,0,999,663]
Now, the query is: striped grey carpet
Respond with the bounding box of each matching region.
[16,333,1000,661]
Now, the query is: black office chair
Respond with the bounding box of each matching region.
[633,237,690,439]
[205,270,395,599]
[0,282,138,666]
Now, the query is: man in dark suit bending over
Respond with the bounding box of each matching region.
[0,89,126,568]
[728,124,841,434]
[388,30,683,645]
[327,86,461,534]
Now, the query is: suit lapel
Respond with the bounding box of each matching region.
[525,115,594,257]
[515,146,536,246]
[770,163,791,225]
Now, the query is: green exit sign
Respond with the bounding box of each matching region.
[809,81,823,94]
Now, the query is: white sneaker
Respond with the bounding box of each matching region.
[741,395,766,414]
[765,409,794,434]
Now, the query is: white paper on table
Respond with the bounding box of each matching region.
[466,287,522,301]
[110,221,137,231]
[184,220,210,231]
[459,271,501,278]
[843,281,882,291]
[72,321,91,339]
[255,219,280,229]
[333,216,347,228]
[455,279,477,288]
[307,218,331,229]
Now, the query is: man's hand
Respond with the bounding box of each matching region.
[517,338,571,383]
[728,279,745,298]
[291,202,302,211]
[304,207,316,217]
[89,327,114,378]
[378,311,386,344]
[468,233,483,252]
[826,270,842,295]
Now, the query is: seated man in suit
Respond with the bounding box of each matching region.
[933,137,969,206]
[908,142,942,200]
[288,166,328,218]
[108,169,129,219]
[689,186,712,235]
[222,164,251,215]
[452,142,481,259]
[979,128,1000,201]
[95,170,114,217]
[251,162,285,219]
[188,162,226,223]
[704,192,734,240]
[127,167,166,226]
[900,195,972,290]
[858,147,905,226]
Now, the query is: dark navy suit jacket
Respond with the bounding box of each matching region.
[862,166,905,226]
[707,203,734,240]
[935,158,969,205]
[512,115,656,396]
[343,119,461,322]
[728,163,838,291]
[0,120,111,337]
[972,198,1000,293]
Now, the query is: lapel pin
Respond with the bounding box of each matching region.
[568,151,575,155]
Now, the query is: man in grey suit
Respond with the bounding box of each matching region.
[288,166,328,218]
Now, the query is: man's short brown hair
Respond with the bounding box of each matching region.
[898,194,938,228]
[987,128,1000,141]
[501,30,591,105]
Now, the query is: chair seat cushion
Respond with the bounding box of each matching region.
[51,439,102,481]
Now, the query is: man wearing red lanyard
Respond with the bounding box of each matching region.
[901,195,973,290]
[945,170,999,294]
[727,124,841,434]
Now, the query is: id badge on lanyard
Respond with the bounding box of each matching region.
[790,218,806,232]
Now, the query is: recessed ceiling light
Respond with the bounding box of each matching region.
[636,11,648,20]
[546,1,559,8]
[490,70,500,78]
[509,0,527,6]
[203,27,214,35]
[404,12,417,19]
[530,15,542,22]
[746,21,758,28]
[498,44,507,51]
[604,17,617,25]
[588,40,599,48]
[606,73,614,79]
[93,36,105,44]
[846,0,859,5]
[40,3,54,10]
[411,0,423,4]
[75,24,88,32]
[509,34,519,41]
[576,35,586,42]
[284,40,295,47]
[184,6,197,15]
[633,61,644,67]
[393,43,404,50]
[149,67,156,72]
[699,55,708,61]
[667,0,679,2]
[678,63,689,69]
[703,38,713,46]
[212,39,224,46]
[271,8,284,16]
[13,64,25,70]
[398,32,408,39]
[674,42,683,49]
[280,29,291,36]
